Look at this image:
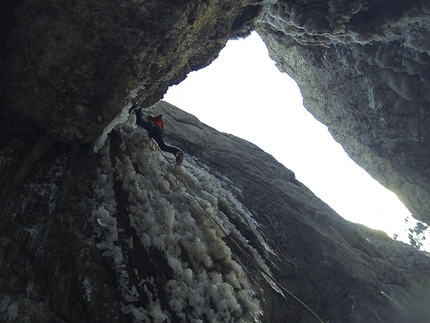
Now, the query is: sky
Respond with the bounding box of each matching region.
[163,32,428,250]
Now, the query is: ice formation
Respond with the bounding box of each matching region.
[93,82,146,153]
[88,116,269,322]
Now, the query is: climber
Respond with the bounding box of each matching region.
[130,102,185,165]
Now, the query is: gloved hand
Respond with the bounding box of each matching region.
[129,101,141,113]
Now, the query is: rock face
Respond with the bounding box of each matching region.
[1,0,430,322]
[256,0,430,226]
[1,101,429,322]
[0,0,260,144]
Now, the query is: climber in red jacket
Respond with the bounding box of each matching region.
[131,103,184,165]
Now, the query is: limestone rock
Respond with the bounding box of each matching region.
[0,0,261,144]
[257,0,430,226]
[1,101,429,322]
[1,0,430,322]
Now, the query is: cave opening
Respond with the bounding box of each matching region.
[163,32,429,251]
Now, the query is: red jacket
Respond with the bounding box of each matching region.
[149,115,164,129]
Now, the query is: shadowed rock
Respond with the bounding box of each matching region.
[1,1,430,322]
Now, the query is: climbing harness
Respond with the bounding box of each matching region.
[150,140,325,323]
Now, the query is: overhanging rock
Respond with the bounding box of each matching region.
[256,0,430,226]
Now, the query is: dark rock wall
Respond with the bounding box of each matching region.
[1,0,430,322]
[2,0,430,227]
[256,0,430,226]
[1,0,260,144]
[1,101,429,322]
[1,143,124,322]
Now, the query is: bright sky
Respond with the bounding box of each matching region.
[163,32,428,249]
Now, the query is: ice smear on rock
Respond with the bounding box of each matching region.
[93,83,146,153]
[89,117,271,322]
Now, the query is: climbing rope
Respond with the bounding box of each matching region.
[150,139,325,323]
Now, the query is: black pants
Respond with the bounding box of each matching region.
[135,110,181,157]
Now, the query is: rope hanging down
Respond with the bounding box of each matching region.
[151,139,325,323]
